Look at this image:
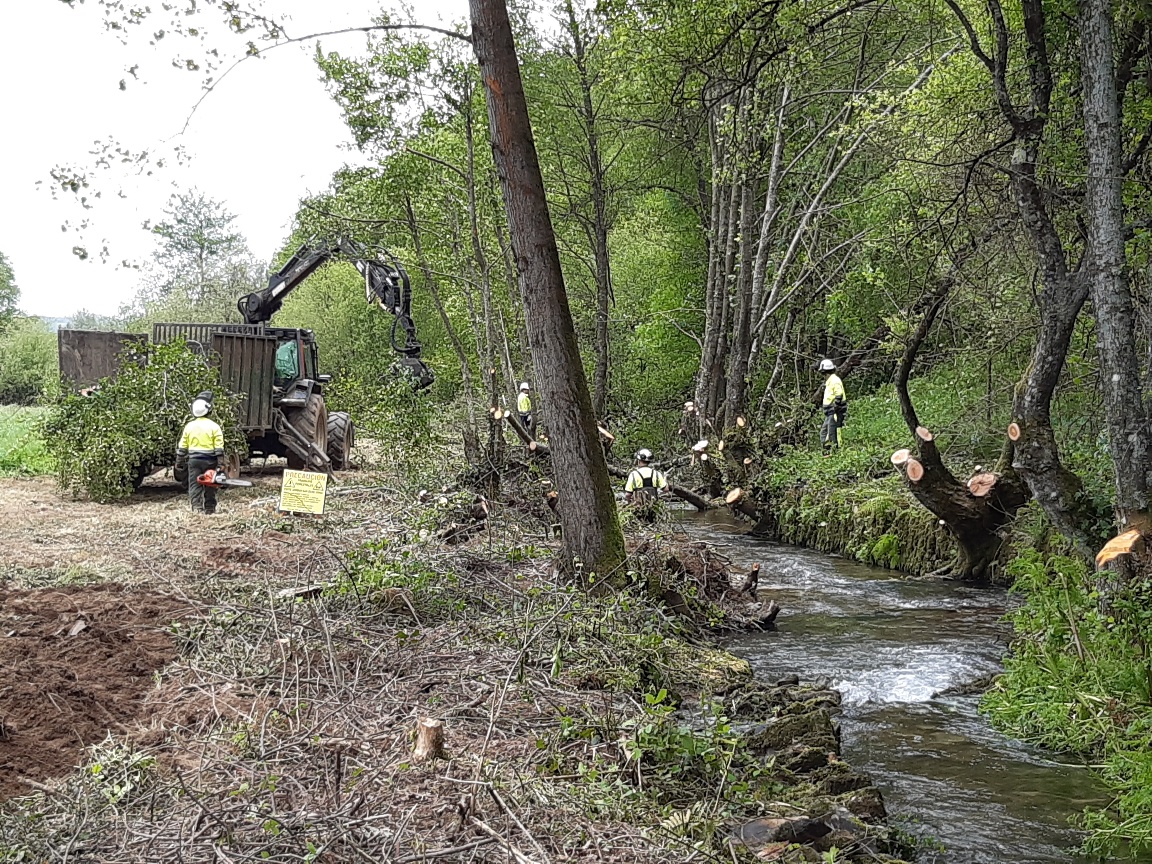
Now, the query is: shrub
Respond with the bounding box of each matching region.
[40,340,246,502]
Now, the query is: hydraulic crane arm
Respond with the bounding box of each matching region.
[237,238,432,388]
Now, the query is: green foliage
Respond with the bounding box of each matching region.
[0,316,58,405]
[40,340,246,502]
[983,551,1152,855]
[0,250,17,335]
[0,406,52,476]
[333,539,467,620]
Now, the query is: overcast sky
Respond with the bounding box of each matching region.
[0,0,466,318]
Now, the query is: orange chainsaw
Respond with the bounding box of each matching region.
[196,469,254,488]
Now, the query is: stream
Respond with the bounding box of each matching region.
[678,510,1116,864]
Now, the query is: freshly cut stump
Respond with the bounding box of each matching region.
[414,717,444,762]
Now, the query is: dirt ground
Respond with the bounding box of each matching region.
[0,583,194,799]
[0,469,385,801]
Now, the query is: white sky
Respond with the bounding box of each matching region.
[0,0,466,318]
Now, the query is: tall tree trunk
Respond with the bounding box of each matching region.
[470,0,625,579]
[1080,0,1151,531]
[562,0,614,421]
[404,194,481,464]
[724,179,756,423]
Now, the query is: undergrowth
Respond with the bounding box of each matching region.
[983,551,1152,856]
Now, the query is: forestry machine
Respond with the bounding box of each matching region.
[237,237,434,390]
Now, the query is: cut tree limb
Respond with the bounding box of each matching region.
[1096,529,1146,570]
[905,458,925,483]
[891,448,911,467]
[967,473,999,498]
[915,426,934,443]
[725,488,761,520]
[1007,422,1021,442]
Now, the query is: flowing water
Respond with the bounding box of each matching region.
[678,510,1116,863]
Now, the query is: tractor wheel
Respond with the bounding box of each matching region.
[285,394,328,470]
[326,411,354,470]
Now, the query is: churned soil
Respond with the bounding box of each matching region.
[0,583,195,800]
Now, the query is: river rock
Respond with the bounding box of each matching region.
[746,709,839,754]
[776,743,832,774]
[811,761,872,795]
[844,786,887,822]
[730,815,831,848]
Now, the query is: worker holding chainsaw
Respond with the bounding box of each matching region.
[176,391,225,514]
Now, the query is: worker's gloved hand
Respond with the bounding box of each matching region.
[823,404,836,416]
[837,403,848,421]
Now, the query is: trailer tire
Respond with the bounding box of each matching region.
[285,394,328,470]
[326,411,354,470]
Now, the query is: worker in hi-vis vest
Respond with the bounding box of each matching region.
[176,391,224,513]
[625,448,668,520]
[819,358,847,455]
[517,381,535,437]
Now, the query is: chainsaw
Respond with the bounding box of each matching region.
[196,469,254,488]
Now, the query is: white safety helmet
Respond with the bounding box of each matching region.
[191,398,211,418]
[519,381,530,391]
[635,448,653,462]
[819,358,836,372]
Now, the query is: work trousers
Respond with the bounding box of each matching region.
[820,411,844,450]
[187,456,218,514]
[519,412,535,437]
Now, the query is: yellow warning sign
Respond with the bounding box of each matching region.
[279,469,328,515]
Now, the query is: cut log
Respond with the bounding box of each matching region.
[692,439,710,454]
[1007,422,1021,442]
[597,425,615,443]
[725,488,760,520]
[1095,529,1146,570]
[699,453,709,462]
[469,499,490,521]
[413,717,444,762]
[967,472,999,498]
[915,426,934,443]
[905,457,924,483]
[735,416,746,428]
[717,440,725,452]
[891,448,911,467]
[545,490,558,512]
[743,457,752,466]
[747,599,780,631]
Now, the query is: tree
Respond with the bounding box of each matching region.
[0,251,18,336]
[1079,0,1151,532]
[122,188,262,326]
[469,0,625,579]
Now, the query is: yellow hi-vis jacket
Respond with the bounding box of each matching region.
[625,465,668,494]
[822,374,845,407]
[177,417,225,460]
[517,392,532,413]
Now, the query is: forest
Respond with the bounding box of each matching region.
[2,0,1152,858]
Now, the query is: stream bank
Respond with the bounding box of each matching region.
[681,509,1117,863]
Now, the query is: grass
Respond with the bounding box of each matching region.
[0,405,52,476]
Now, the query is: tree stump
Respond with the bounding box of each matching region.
[414,717,444,762]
